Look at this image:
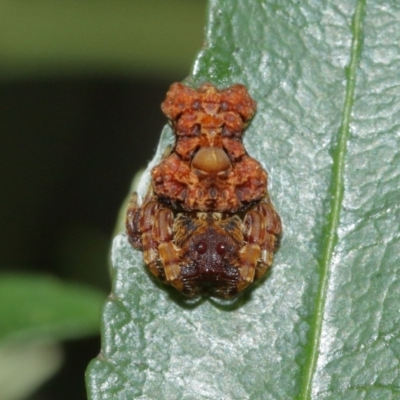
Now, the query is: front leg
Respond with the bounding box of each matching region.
[126,191,183,289]
[126,192,143,250]
[238,196,281,291]
[152,207,185,292]
[126,192,166,278]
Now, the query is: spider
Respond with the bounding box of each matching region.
[126,82,281,299]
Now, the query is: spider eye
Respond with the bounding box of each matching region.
[192,100,201,110]
[216,242,226,255]
[191,124,200,136]
[220,101,229,111]
[196,241,207,254]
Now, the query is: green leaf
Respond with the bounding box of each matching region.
[87,0,400,398]
[0,273,104,342]
[0,274,104,400]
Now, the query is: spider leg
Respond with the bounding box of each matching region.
[126,190,184,289]
[238,211,262,292]
[126,192,143,250]
[256,196,282,279]
[239,196,282,291]
[153,208,184,292]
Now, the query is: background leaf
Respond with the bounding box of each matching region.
[0,273,104,400]
[87,0,400,398]
[0,339,63,400]
[0,274,104,342]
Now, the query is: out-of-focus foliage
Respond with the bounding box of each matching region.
[0,274,104,400]
[0,274,104,342]
[0,1,205,80]
[0,339,62,400]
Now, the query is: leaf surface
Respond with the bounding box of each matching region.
[87,1,400,398]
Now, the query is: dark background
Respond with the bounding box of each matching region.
[1,78,168,398]
[1,2,206,398]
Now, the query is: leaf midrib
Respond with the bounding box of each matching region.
[298,1,366,398]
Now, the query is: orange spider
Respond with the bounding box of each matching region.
[126,83,281,298]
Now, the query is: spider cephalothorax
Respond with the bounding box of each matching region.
[151,82,268,212]
[126,82,281,299]
[126,192,281,298]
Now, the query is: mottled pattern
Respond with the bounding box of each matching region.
[152,82,267,212]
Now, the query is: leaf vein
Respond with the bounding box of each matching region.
[298,1,366,399]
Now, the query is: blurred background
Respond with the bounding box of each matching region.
[0,1,206,398]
